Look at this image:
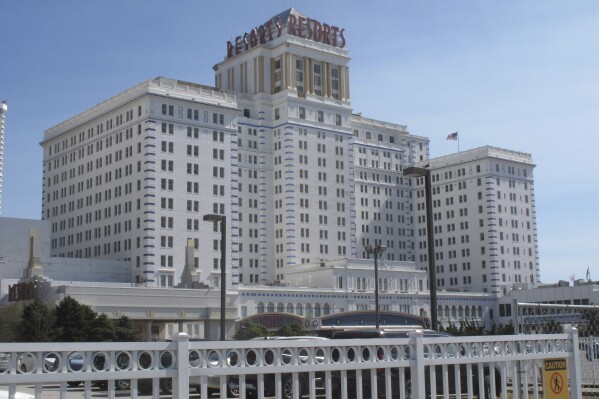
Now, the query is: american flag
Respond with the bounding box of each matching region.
[446,132,458,141]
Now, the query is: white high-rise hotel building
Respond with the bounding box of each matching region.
[40,9,539,296]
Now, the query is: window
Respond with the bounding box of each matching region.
[335,114,342,126]
[331,66,339,99]
[274,108,280,120]
[296,58,304,93]
[273,57,282,93]
[317,110,323,122]
[299,107,305,119]
[313,62,322,96]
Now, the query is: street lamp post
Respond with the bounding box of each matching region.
[403,166,439,331]
[365,244,386,329]
[203,214,227,341]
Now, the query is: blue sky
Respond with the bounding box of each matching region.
[1,1,598,284]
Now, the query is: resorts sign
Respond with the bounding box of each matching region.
[227,14,346,58]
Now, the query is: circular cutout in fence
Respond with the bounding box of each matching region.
[281,348,292,365]
[434,344,443,359]
[470,343,479,356]
[116,351,132,371]
[403,346,411,360]
[17,353,36,374]
[493,342,501,355]
[263,349,274,366]
[0,353,10,375]
[138,351,154,370]
[315,348,325,364]
[298,348,309,365]
[227,350,239,367]
[68,352,85,372]
[459,343,467,357]
[331,347,341,363]
[361,347,371,361]
[482,343,491,356]
[505,342,513,355]
[447,343,456,358]
[245,349,257,366]
[44,352,61,373]
[92,352,109,372]
[160,351,175,369]
[189,350,201,368]
[423,344,431,359]
[347,347,356,362]
[390,346,399,361]
[207,350,220,368]
[376,346,385,361]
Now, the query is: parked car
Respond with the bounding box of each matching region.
[331,329,502,399]
[229,336,329,399]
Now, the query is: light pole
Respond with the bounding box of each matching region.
[203,214,227,341]
[404,166,438,331]
[365,244,386,329]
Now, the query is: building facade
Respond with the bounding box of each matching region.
[413,147,540,295]
[40,8,537,303]
[41,9,429,291]
[41,79,239,288]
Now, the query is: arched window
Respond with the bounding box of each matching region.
[257,302,265,313]
[478,306,483,318]
[314,303,321,317]
[267,303,275,313]
[286,303,294,314]
[305,303,313,317]
[323,303,331,315]
[296,303,303,316]
[277,303,284,312]
[451,306,457,318]
[458,306,464,318]
[465,306,470,317]
[444,305,450,320]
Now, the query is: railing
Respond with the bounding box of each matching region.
[0,328,583,399]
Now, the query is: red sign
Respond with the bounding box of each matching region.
[226,14,346,58]
[8,281,37,302]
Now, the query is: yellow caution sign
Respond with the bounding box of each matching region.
[544,358,568,399]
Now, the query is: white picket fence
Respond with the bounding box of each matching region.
[0,328,583,399]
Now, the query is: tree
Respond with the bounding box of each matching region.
[0,303,24,342]
[113,316,140,342]
[18,298,54,342]
[459,319,484,336]
[276,322,307,337]
[234,321,269,340]
[53,296,98,342]
[89,314,116,342]
[444,321,460,336]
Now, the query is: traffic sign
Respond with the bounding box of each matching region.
[544,358,568,399]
